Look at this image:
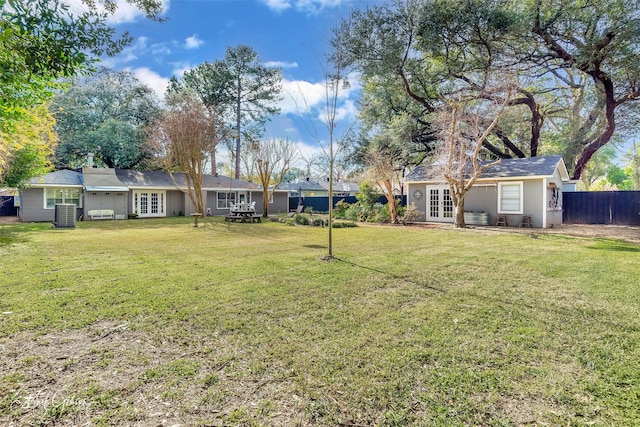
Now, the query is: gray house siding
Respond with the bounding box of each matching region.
[19,188,83,222]
[166,190,185,216]
[84,191,127,219]
[272,192,289,214]
[205,191,228,216]
[465,185,498,224]
[406,184,428,222]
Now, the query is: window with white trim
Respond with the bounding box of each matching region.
[217,192,236,209]
[498,182,523,214]
[44,188,82,209]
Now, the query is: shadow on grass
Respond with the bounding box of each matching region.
[588,239,640,252]
[335,257,640,334]
[0,223,53,247]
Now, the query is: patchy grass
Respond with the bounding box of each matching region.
[0,217,639,426]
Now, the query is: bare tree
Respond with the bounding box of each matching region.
[249,136,298,217]
[433,88,512,228]
[362,147,403,223]
[151,92,224,215]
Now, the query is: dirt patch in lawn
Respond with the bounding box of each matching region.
[0,322,304,426]
[485,223,640,246]
[403,222,640,246]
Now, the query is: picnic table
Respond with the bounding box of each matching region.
[226,202,261,223]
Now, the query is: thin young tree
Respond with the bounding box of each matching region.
[433,87,512,228]
[151,92,224,216]
[249,136,298,217]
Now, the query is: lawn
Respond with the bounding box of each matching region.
[1,217,639,426]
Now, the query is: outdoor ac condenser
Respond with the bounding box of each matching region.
[54,204,76,228]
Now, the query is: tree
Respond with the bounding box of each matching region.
[249,137,298,217]
[151,92,224,216]
[0,104,56,187]
[432,87,512,228]
[174,45,282,179]
[331,0,438,171]
[51,69,160,169]
[361,146,403,223]
[334,0,640,180]
[0,0,164,134]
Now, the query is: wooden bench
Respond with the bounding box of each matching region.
[87,209,114,220]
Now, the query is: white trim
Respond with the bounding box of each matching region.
[497,181,523,214]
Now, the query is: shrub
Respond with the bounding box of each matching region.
[294,214,309,226]
[400,203,422,225]
[333,199,350,219]
[304,206,314,215]
[332,221,357,228]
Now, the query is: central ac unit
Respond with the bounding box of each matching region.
[54,204,76,228]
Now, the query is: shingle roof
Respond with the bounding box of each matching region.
[115,169,262,190]
[405,155,568,182]
[27,169,83,186]
[278,180,328,191]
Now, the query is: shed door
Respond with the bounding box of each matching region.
[427,185,454,222]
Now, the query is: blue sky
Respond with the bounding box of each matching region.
[96,0,381,169]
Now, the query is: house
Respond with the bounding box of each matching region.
[18,167,289,222]
[404,155,570,228]
[278,178,360,199]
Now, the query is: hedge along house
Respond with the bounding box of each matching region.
[19,167,290,222]
[404,155,570,228]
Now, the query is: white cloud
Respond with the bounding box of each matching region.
[259,0,348,14]
[170,61,194,78]
[279,73,359,116]
[261,0,292,13]
[65,0,171,25]
[264,61,299,69]
[185,35,204,50]
[128,67,170,98]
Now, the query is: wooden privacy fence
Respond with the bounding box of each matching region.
[0,196,18,216]
[563,191,640,226]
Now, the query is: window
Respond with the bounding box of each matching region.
[217,192,236,209]
[44,188,82,209]
[498,182,523,214]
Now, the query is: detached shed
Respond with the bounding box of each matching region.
[404,155,570,228]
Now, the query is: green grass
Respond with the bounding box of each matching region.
[1,217,639,426]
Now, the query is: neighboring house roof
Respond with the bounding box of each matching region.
[319,181,360,193]
[278,180,328,192]
[405,155,569,183]
[26,169,83,186]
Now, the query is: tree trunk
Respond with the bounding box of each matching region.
[453,197,466,228]
[262,190,269,217]
[235,77,242,180]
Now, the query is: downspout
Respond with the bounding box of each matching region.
[542,178,548,228]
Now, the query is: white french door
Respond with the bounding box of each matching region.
[427,185,454,222]
[133,191,166,217]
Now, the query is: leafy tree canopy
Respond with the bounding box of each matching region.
[51,68,160,169]
[332,0,640,179]
[0,0,164,133]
